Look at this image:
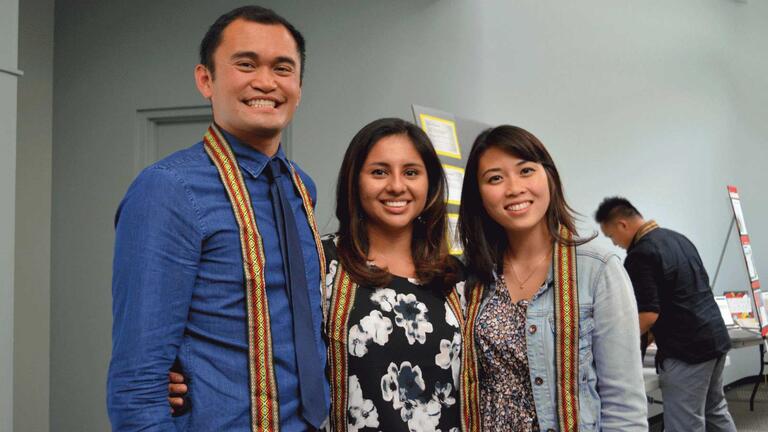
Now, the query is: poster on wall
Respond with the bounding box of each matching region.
[412,104,493,257]
[447,213,462,255]
[418,114,461,159]
[443,164,464,205]
[727,185,767,337]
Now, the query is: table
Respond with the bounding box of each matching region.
[641,327,765,411]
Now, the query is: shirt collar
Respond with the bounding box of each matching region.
[629,220,659,249]
[219,127,290,179]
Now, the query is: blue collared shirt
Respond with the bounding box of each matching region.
[107,130,329,431]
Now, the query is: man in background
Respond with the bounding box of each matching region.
[595,197,735,432]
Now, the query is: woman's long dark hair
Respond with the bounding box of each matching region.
[335,117,459,288]
[458,125,592,286]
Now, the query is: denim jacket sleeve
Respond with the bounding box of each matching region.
[107,166,204,431]
[592,254,648,431]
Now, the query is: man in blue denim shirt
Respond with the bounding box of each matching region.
[596,197,735,432]
[107,6,329,431]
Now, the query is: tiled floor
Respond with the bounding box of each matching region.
[727,381,768,432]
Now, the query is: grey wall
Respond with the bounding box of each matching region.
[15,0,55,430]
[719,0,768,384]
[1,0,19,430]
[48,0,768,429]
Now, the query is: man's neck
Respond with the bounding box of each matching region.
[626,218,661,249]
[218,124,282,157]
[631,219,658,244]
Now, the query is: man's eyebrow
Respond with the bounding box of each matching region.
[230,51,297,66]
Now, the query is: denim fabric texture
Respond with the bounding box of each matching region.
[475,242,648,431]
[107,130,329,431]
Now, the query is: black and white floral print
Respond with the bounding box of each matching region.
[349,282,460,431]
[392,292,434,344]
[349,279,461,431]
[347,375,380,431]
[435,331,461,385]
[349,310,393,357]
[380,361,458,432]
[322,235,463,431]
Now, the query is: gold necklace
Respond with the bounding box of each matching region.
[506,250,551,290]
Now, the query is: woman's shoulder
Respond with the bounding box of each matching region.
[574,238,621,266]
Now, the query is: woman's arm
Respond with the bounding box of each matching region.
[591,255,648,431]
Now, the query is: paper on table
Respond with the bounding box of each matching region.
[724,291,753,318]
[714,296,735,326]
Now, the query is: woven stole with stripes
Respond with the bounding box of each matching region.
[325,262,465,432]
[203,124,327,432]
[461,226,580,432]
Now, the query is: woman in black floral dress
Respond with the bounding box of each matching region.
[323,117,464,432]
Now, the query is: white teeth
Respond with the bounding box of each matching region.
[507,202,531,211]
[246,99,276,108]
[384,201,407,208]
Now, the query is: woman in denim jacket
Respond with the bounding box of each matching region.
[457,126,647,432]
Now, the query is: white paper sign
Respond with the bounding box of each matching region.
[419,114,461,159]
[743,244,758,281]
[443,165,464,205]
[714,296,735,326]
[731,198,749,235]
[447,213,462,255]
[725,291,753,316]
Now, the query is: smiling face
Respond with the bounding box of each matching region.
[358,134,429,237]
[477,146,551,236]
[195,19,301,148]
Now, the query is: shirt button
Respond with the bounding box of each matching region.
[535,377,544,385]
[529,324,537,334]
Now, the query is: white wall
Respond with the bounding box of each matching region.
[1,0,19,430]
[49,0,768,429]
[15,0,55,429]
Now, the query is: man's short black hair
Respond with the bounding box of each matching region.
[199,5,306,81]
[595,196,643,223]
